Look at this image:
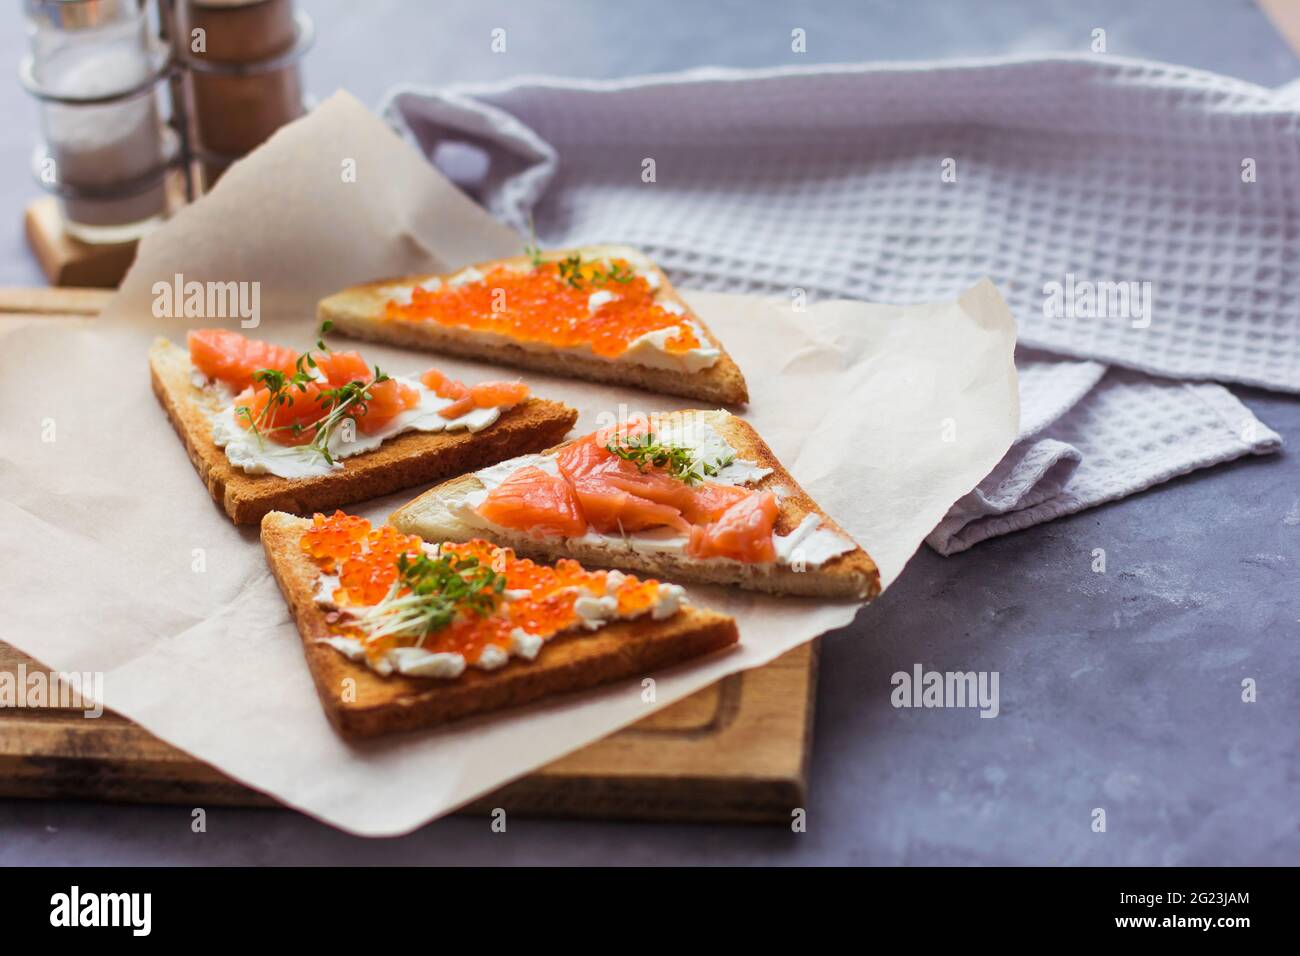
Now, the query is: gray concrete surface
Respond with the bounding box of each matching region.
[1,0,1297,865]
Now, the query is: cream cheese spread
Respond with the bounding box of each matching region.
[375,278,441,307]
[204,374,515,480]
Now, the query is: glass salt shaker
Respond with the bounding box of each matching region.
[23,0,173,243]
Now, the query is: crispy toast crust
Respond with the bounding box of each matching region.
[261,511,740,738]
[150,338,578,525]
[316,244,750,406]
[390,410,881,600]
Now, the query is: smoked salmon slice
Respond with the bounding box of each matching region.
[566,478,692,534]
[422,368,526,420]
[419,367,454,393]
[308,349,419,435]
[233,381,326,446]
[197,337,535,453]
[471,381,530,408]
[557,433,751,534]
[477,466,588,537]
[421,367,473,417]
[476,428,781,561]
[687,491,778,563]
[314,350,370,386]
[677,481,752,525]
[188,328,298,391]
[353,378,420,434]
[312,349,419,434]
[556,434,692,533]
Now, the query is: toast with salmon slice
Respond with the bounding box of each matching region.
[262,510,739,737]
[151,332,578,525]
[390,409,880,600]
[316,244,749,405]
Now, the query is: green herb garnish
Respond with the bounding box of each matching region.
[524,216,544,269]
[232,322,389,465]
[234,365,314,443]
[306,367,390,465]
[557,253,585,288]
[554,253,637,290]
[355,551,506,646]
[595,261,635,285]
[605,430,733,485]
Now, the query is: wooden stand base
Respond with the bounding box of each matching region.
[24,198,138,289]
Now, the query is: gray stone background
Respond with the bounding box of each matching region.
[1,0,1297,865]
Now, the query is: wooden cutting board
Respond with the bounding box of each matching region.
[0,288,817,824]
[0,641,816,823]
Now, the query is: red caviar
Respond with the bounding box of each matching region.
[614,578,662,616]
[505,588,579,640]
[442,544,613,640]
[298,513,672,668]
[300,510,370,570]
[384,260,702,359]
[422,615,516,663]
[336,525,424,605]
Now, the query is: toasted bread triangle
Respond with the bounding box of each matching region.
[261,511,739,737]
[317,244,749,405]
[150,338,578,525]
[390,409,880,600]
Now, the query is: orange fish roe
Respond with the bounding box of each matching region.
[384,260,703,359]
[507,588,579,640]
[613,577,662,616]
[300,510,370,570]
[423,615,516,665]
[438,538,502,569]
[296,520,676,674]
[441,545,616,611]
[336,525,424,606]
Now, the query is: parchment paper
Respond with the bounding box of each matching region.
[0,92,1018,835]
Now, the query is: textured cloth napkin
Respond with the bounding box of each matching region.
[379,54,1288,553]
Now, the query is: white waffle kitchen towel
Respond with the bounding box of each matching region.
[380,55,1286,553]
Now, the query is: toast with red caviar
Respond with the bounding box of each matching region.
[390,409,880,600]
[316,244,750,405]
[150,330,578,525]
[261,510,739,737]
